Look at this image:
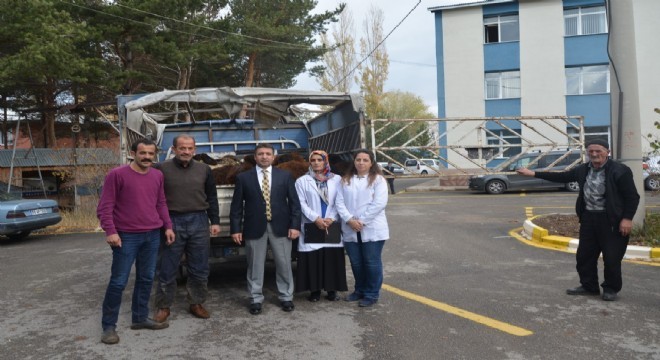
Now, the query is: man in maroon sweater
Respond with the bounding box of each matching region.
[97,139,175,345]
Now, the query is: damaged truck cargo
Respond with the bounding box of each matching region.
[116,87,367,261]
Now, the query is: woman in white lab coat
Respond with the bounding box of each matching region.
[335,149,389,307]
[294,150,348,302]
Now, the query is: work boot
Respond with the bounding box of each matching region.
[189,304,210,319]
[154,308,170,323]
[101,328,119,345]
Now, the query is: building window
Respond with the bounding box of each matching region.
[568,126,610,147]
[564,6,607,36]
[484,15,519,43]
[487,129,522,158]
[485,71,520,99]
[566,65,609,95]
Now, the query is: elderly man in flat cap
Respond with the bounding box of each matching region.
[516,140,639,301]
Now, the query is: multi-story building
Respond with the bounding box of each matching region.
[428,0,659,168]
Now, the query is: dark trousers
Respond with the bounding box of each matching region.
[386,178,395,194]
[155,212,210,308]
[577,211,629,293]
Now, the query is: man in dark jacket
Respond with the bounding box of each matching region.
[516,139,640,301]
[230,143,302,315]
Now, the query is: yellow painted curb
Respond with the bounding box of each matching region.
[651,247,660,259]
[532,226,548,242]
[539,235,571,250]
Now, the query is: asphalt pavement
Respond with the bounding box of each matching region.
[1,186,659,359]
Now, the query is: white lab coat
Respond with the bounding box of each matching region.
[295,174,343,252]
[335,175,389,243]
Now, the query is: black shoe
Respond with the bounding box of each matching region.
[307,291,321,302]
[249,303,262,315]
[345,292,363,302]
[358,298,378,307]
[602,290,617,301]
[325,291,340,301]
[281,301,295,312]
[566,286,600,296]
[130,318,169,330]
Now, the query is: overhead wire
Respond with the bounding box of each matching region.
[58,0,321,51]
[111,1,314,49]
[56,1,434,86]
[331,0,423,89]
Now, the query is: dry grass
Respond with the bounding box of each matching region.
[631,213,660,247]
[57,205,101,232]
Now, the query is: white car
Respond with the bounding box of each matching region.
[643,155,660,191]
[377,162,404,174]
[404,158,442,175]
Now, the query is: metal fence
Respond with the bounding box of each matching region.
[370,115,585,177]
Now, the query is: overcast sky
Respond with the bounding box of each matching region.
[292,0,464,115]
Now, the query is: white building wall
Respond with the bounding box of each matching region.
[519,0,568,151]
[633,0,660,154]
[442,7,485,167]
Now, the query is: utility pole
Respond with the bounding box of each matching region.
[607,0,646,226]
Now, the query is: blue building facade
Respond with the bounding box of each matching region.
[430,0,611,163]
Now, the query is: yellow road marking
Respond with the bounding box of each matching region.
[520,192,526,197]
[381,284,534,337]
[525,207,534,219]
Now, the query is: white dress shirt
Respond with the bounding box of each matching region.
[256,166,272,192]
[335,174,389,243]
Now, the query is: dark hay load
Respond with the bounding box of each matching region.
[274,152,305,165]
[224,162,255,184]
[276,160,309,179]
[217,155,240,167]
[192,153,218,166]
[211,166,235,185]
[242,154,257,166]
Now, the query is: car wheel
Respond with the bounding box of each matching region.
[645,176,660,191]
[7,230,31,241]
[565,181,580,192]
[421,170,428,175]
[485,180,506,194]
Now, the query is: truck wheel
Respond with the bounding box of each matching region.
[421,170,428,175]
[485,180,506,194]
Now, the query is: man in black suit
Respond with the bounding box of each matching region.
[230,143,302,314]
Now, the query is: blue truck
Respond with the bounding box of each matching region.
[117,87,366,260]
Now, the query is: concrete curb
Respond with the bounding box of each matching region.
[522,217,660,260]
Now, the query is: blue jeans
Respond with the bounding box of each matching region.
[344,238,385,301]
[155,212,210,307]
[102,229,160,331]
